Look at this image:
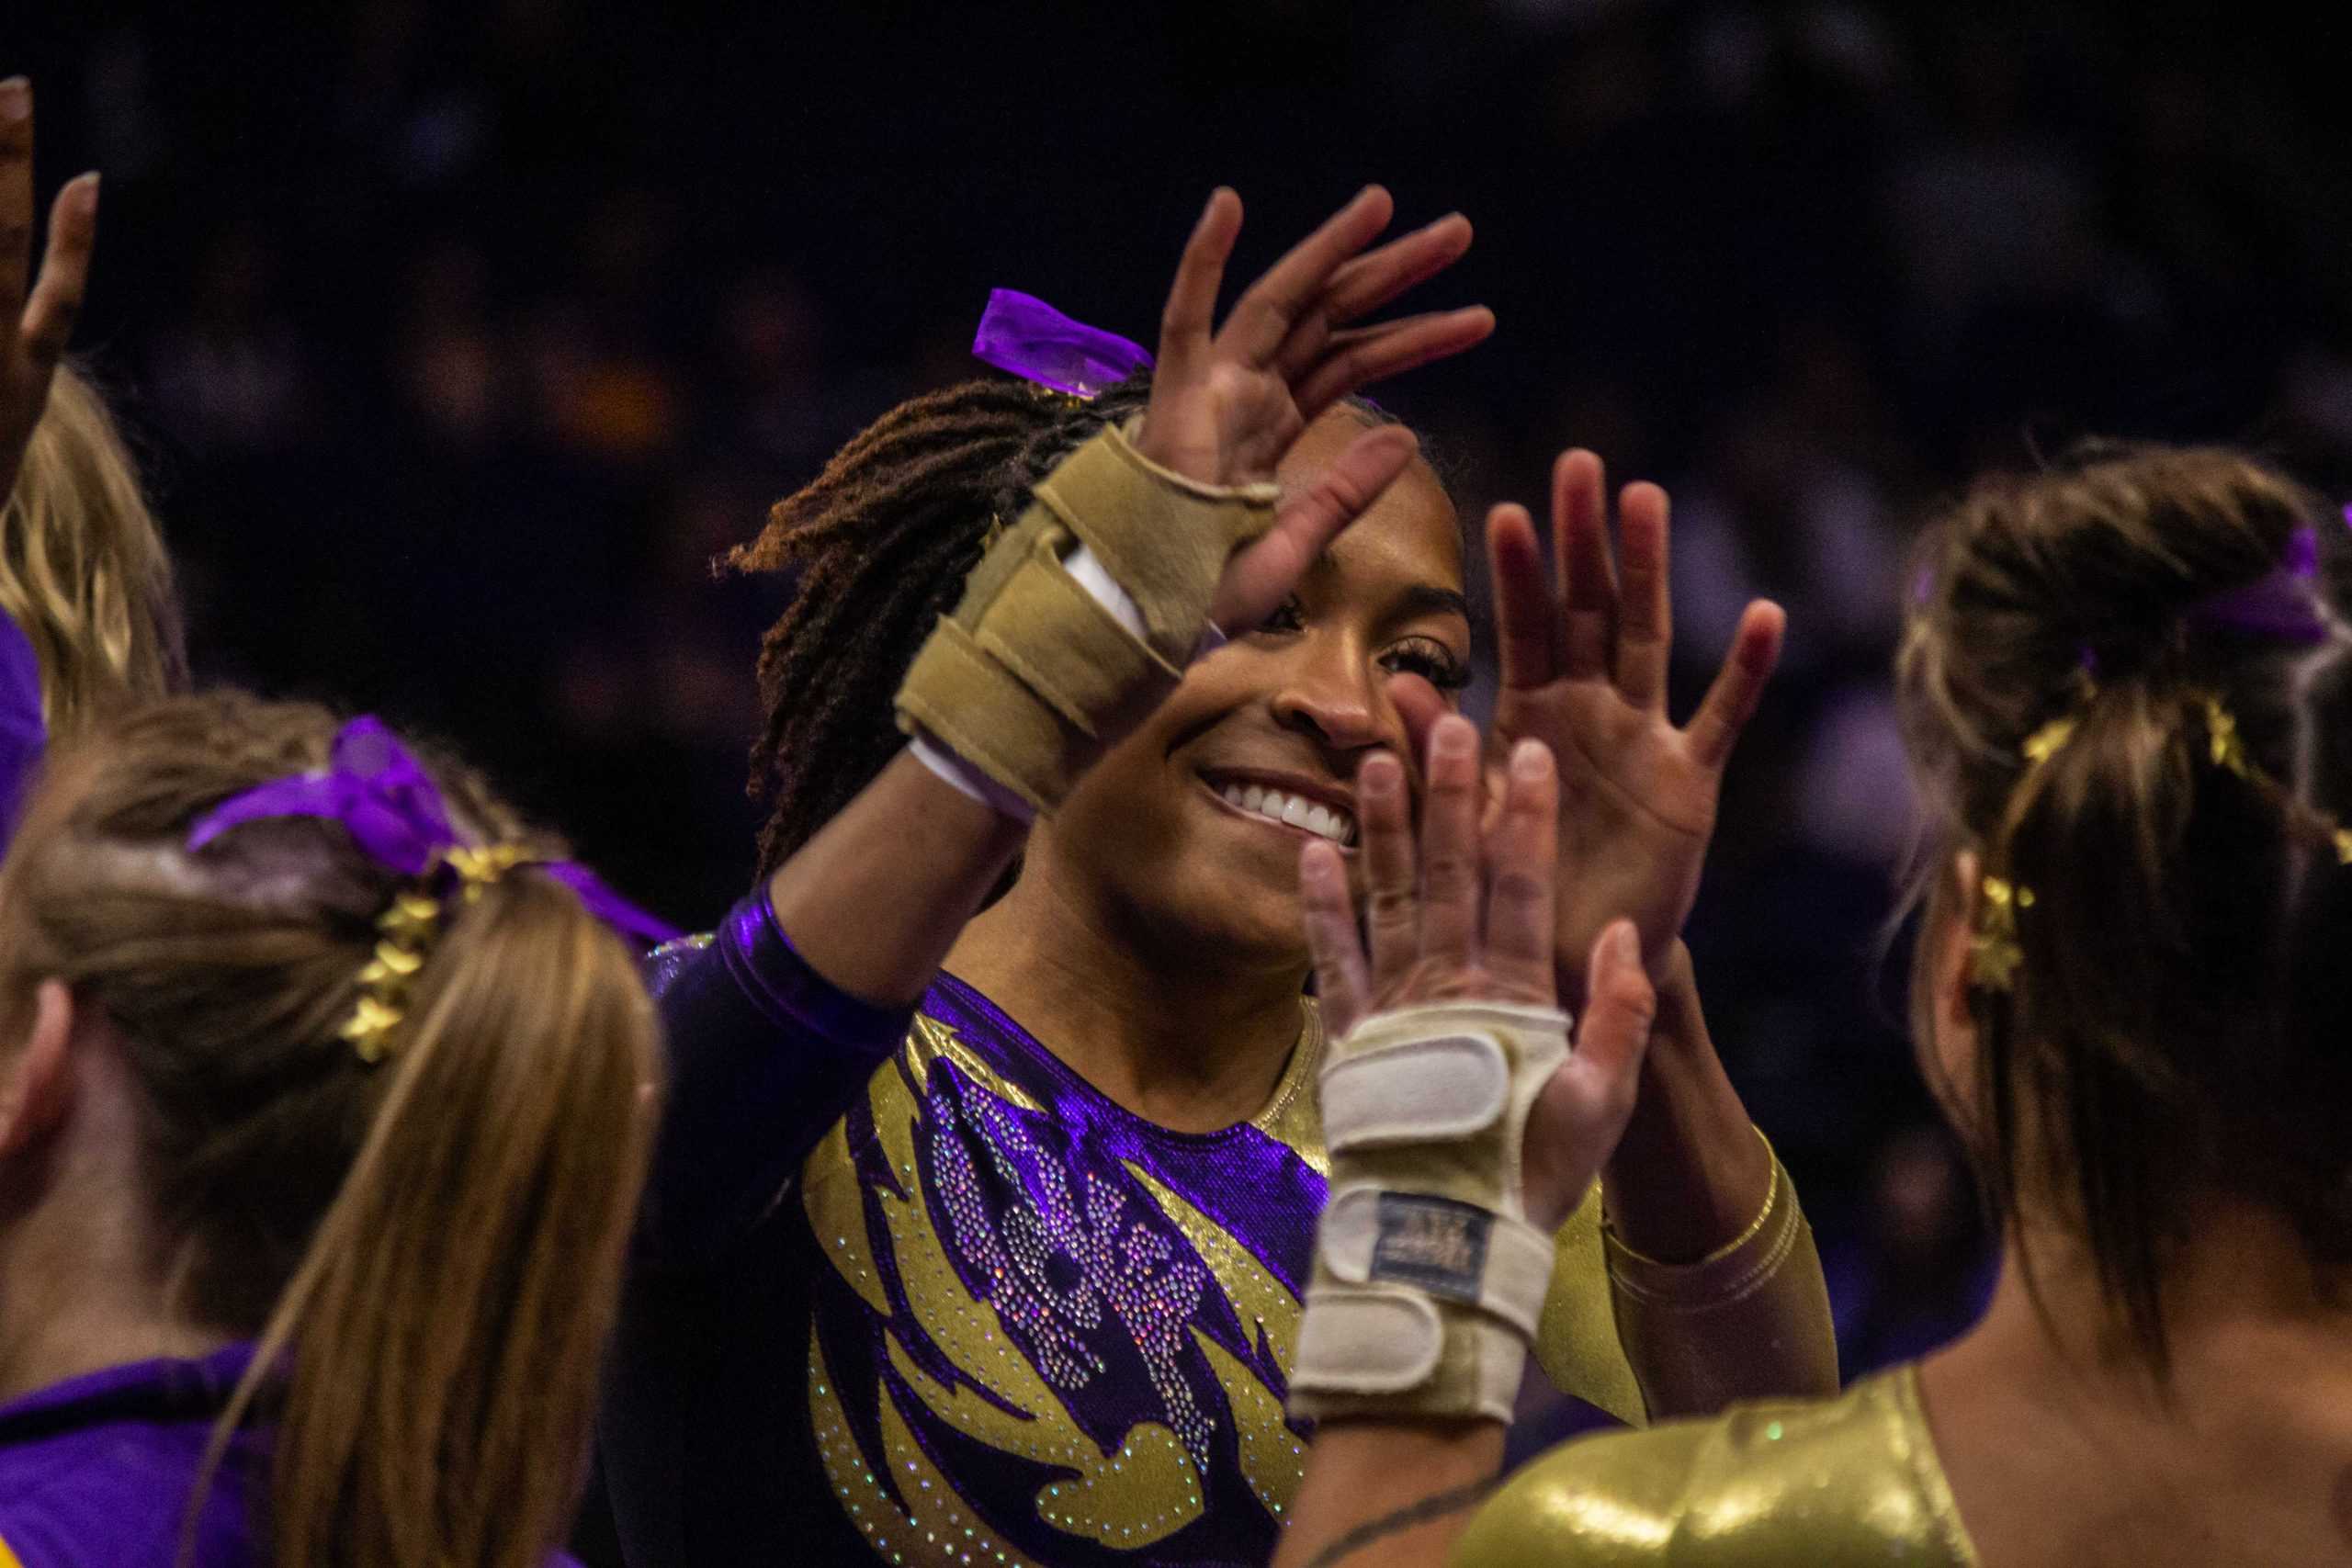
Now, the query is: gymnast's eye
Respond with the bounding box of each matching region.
[1380,637,1472,692]
[1254,595,1307,636]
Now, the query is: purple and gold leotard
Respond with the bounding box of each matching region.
[801,970,1338,1561]
[594,886,1832,1566]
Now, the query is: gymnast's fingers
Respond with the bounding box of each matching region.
[1684,600,1787,773]
[1416,714,1484,970]
[1290,307,1495,422]
[1208,424,1417,634]
[0,78,34,353]
[1317,213,1473,326]
[1154,187,1243,390]
[1613,480,1672,712]
[1217,186,1393,367]
[1271,211,1474,382]
[1555,448,1618,682]
[1488,503,1560,689]
[1358,748,1420,994]
[1482,739,1558,1003]
[20,175,97,374]
[1300,840,1372,1038]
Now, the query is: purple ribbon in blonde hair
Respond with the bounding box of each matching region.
[0,613,45,846]
[187,716,679,944]
[972,288,1155,399]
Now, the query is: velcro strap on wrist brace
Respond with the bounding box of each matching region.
[894,421,1278,811]
[1040,417,1279,661]
[1291,1001,1572,1424]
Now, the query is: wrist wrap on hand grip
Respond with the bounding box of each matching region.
[894,419,1277,812]
[1291,1000,1573,1424]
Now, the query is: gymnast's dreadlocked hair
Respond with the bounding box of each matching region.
[728,376,1147,873]
[729,373,1399,875]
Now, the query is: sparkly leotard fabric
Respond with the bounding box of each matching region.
[1455,1365,1980,1567]
[593,887,1832,1567]
[801,973,1331,1562]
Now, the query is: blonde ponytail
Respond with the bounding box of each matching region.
[243,869,655,1568]
[0,694,659,1568]
[1,363,186,728]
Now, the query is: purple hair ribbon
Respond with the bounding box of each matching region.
[0,614,44,844]
[2186,524,2331,644]
[187,716,679,945]
[972,288,1155,399]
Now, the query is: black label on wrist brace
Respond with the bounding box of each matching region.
[1368,1192,1492,1305]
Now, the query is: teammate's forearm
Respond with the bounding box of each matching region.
[1600,943,1770,1263]
[1273,1418,1501,1568]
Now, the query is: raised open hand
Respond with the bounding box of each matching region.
[1388,450,1784,1001]
[0,79,98,507]
[1136,186,1495,636]
[1303,717,1560,1034]
[1299,714,1657,1233]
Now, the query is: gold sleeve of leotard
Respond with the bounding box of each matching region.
[1449,1367,1979,1568]
[1531,1184,1648,1426]
[1601,1142,1839,1419]
[1532,1141,1835,1426]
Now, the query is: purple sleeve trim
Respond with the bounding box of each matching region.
[715,882,912,1050]
[637,886,914,1266]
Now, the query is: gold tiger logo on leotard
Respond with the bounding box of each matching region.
[803,1014,1312,1565]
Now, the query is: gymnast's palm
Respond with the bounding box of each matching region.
[1131,186,1492,633]
[1419,452,1785,1002]
[1495,667,1724,978]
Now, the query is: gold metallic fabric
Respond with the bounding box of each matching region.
[1453,1364,1979,1567]
[1600,1150,1841,1418]
[1535,1147,1838,1427]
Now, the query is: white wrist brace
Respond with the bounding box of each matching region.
[1291,1000,1572,1424]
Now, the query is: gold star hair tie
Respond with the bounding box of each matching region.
[2192,692,2352,867]
[2202,694,2254,780]
[182,717,682,1066]
[1973,689,2352,995]
[1968,708,2088,994]
[339,845,551,1060]
[1968,875,2033,991]
[445,841,536,900]
[338,847,543,1061]
[340,890,443,1063]
[2021,715,2078,764]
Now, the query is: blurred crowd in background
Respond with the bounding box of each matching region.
[22,0,2352,1391]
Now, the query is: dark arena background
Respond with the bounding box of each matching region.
[20,0,2352,1477]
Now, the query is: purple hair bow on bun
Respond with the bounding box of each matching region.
[2187,522,2333,644]
[972,288,1155,399]
[187,716,679,945]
